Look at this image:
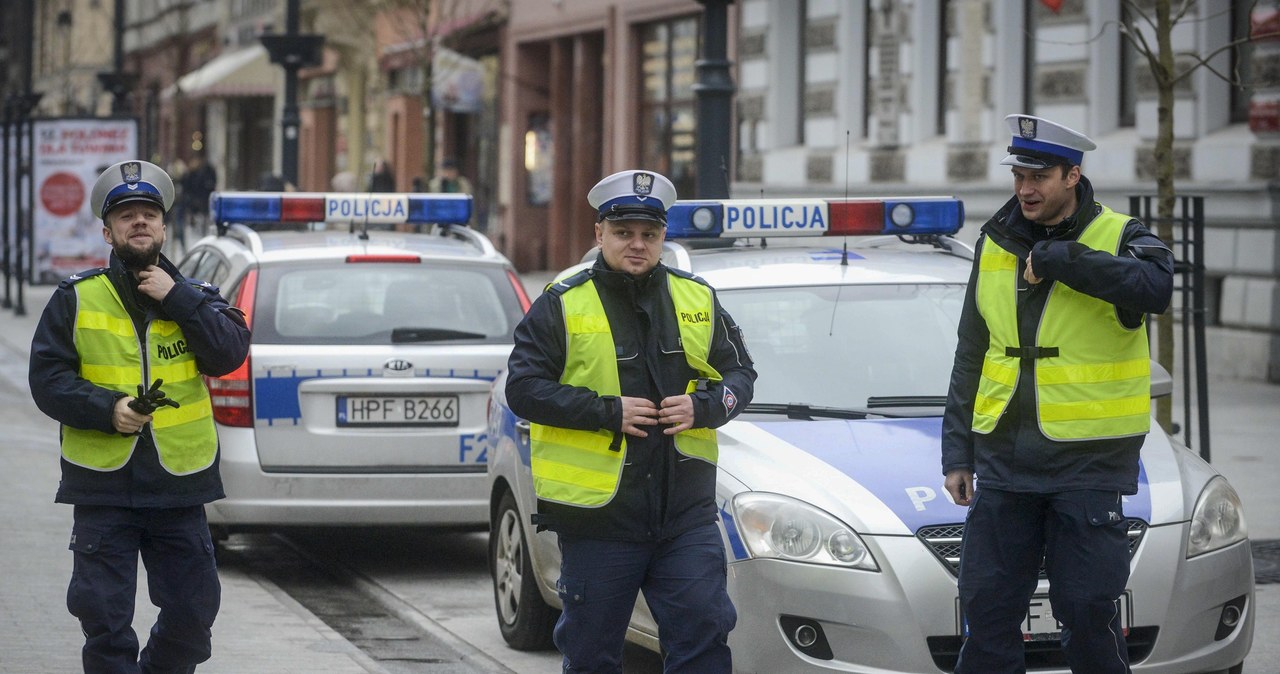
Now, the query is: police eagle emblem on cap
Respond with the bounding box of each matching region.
[633,172,653,196]
[1018,117,1037,139]
[120,161,142,184]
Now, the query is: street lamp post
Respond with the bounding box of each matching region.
[13,91,42,317]
[694,0,736,199]
[3,95,14,309]
[96,0,135,115]
[260,0,323,189]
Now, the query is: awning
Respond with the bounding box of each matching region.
[164,45,276,100]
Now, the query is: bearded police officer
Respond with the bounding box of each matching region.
[941,116,1174,673]
[506,169,756,673]
[29,160,250,673]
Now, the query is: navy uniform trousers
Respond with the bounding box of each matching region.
[955,488,1132,674]
[553,522,736,673]
[67,505,220,674]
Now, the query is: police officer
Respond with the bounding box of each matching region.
[29,160,250,673]
[941,116,1174,673]
[506,169,756,673]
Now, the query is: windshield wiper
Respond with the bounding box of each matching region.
[866,395,948,408]
[743,403,870,420]
[391,327,487,343]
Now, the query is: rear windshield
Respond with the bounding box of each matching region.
[250,261,524,345]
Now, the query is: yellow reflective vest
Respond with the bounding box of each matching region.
[531,273,721,507]
[972,206,1151,441]
[61,275,219,474]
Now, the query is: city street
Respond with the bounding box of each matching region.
[1,279,1276,673]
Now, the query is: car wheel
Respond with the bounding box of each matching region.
[491,489,558,650]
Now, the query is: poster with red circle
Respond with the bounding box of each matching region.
[31,118,138,284]
[39,172,86,217]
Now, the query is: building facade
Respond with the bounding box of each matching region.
[11,0,1279,381]
[736,0,1280,381]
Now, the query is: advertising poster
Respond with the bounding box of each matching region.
[31,118,138,284]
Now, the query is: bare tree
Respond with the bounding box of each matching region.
[377,0,506,183]
[1118,0,1275,432]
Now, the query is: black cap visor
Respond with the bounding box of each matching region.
[103,193,167,219]
[1001,145,1072,170]
[598,204,666,225]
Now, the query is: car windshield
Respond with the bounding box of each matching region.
[251,262,524,345]
[718,284,965,409]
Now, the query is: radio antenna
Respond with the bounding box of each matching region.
[841,130,850,267]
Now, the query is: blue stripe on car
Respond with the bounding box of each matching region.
[253,368,501,423]
[750,418,1153,532]
[719,504,750,561]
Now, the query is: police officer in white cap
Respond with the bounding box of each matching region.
[506,169,756,672]
[942,117,1174,673]
[29,160,250,672]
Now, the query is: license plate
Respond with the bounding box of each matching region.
[336,395,459,427]
[959,592,1131,642]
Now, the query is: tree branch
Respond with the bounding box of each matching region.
[1119,19,1168,86]
[1121,0,1157,34]
[1171,0,1197,25]
[1170,30,1278,87]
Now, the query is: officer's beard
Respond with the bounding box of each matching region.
[114,239,163,271]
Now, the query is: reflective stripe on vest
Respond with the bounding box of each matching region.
[62,275,219,474]
[972,206,1151,440]
[531,274,721,507]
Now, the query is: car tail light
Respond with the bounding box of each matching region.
[507,269,532,312]
[207,269,256,427]
[207,366,252,427]
[345,254,421,263]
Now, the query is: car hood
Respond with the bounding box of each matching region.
[716,417,1188,536]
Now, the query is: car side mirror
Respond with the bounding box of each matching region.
[1150,360,1172,399]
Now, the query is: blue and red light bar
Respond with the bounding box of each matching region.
[665,197,964,239]
[209,192,472,226]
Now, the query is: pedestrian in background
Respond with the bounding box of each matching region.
[28,160,251,673]
[505,169,756,672]
[427,157,473,195]
[428,157,476,228]
[941,115,1173,673]
[368,158,396,193]
[180,153,217,243]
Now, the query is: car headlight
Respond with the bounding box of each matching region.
[1186,476,1248,558]
[731,492,879,571]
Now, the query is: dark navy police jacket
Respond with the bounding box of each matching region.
[506,255,757,542]
[30,253,251,508]
[941,176,1174,495]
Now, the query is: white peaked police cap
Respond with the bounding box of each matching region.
[1000,114,1097,169]
[587,170,677,225]
[91,159,176,219]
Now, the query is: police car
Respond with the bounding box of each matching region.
[180,192,530,533]
[484,197,1254,672]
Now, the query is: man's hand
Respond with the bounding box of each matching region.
[944,468,975,507]
[113,396,153,435]
[1024,253,1042,285]
[658,394,695,435]
[136,265,176,301]
[619,396,660,438]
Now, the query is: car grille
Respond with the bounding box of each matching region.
[917,519,1148,577]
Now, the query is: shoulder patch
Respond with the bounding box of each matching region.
[666,266,709,286]
[59,268,108,288]
[544,269,593,296]
[187,278,221,295]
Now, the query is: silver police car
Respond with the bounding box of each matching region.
[180,192,530,533]
[484,197,1253,672]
